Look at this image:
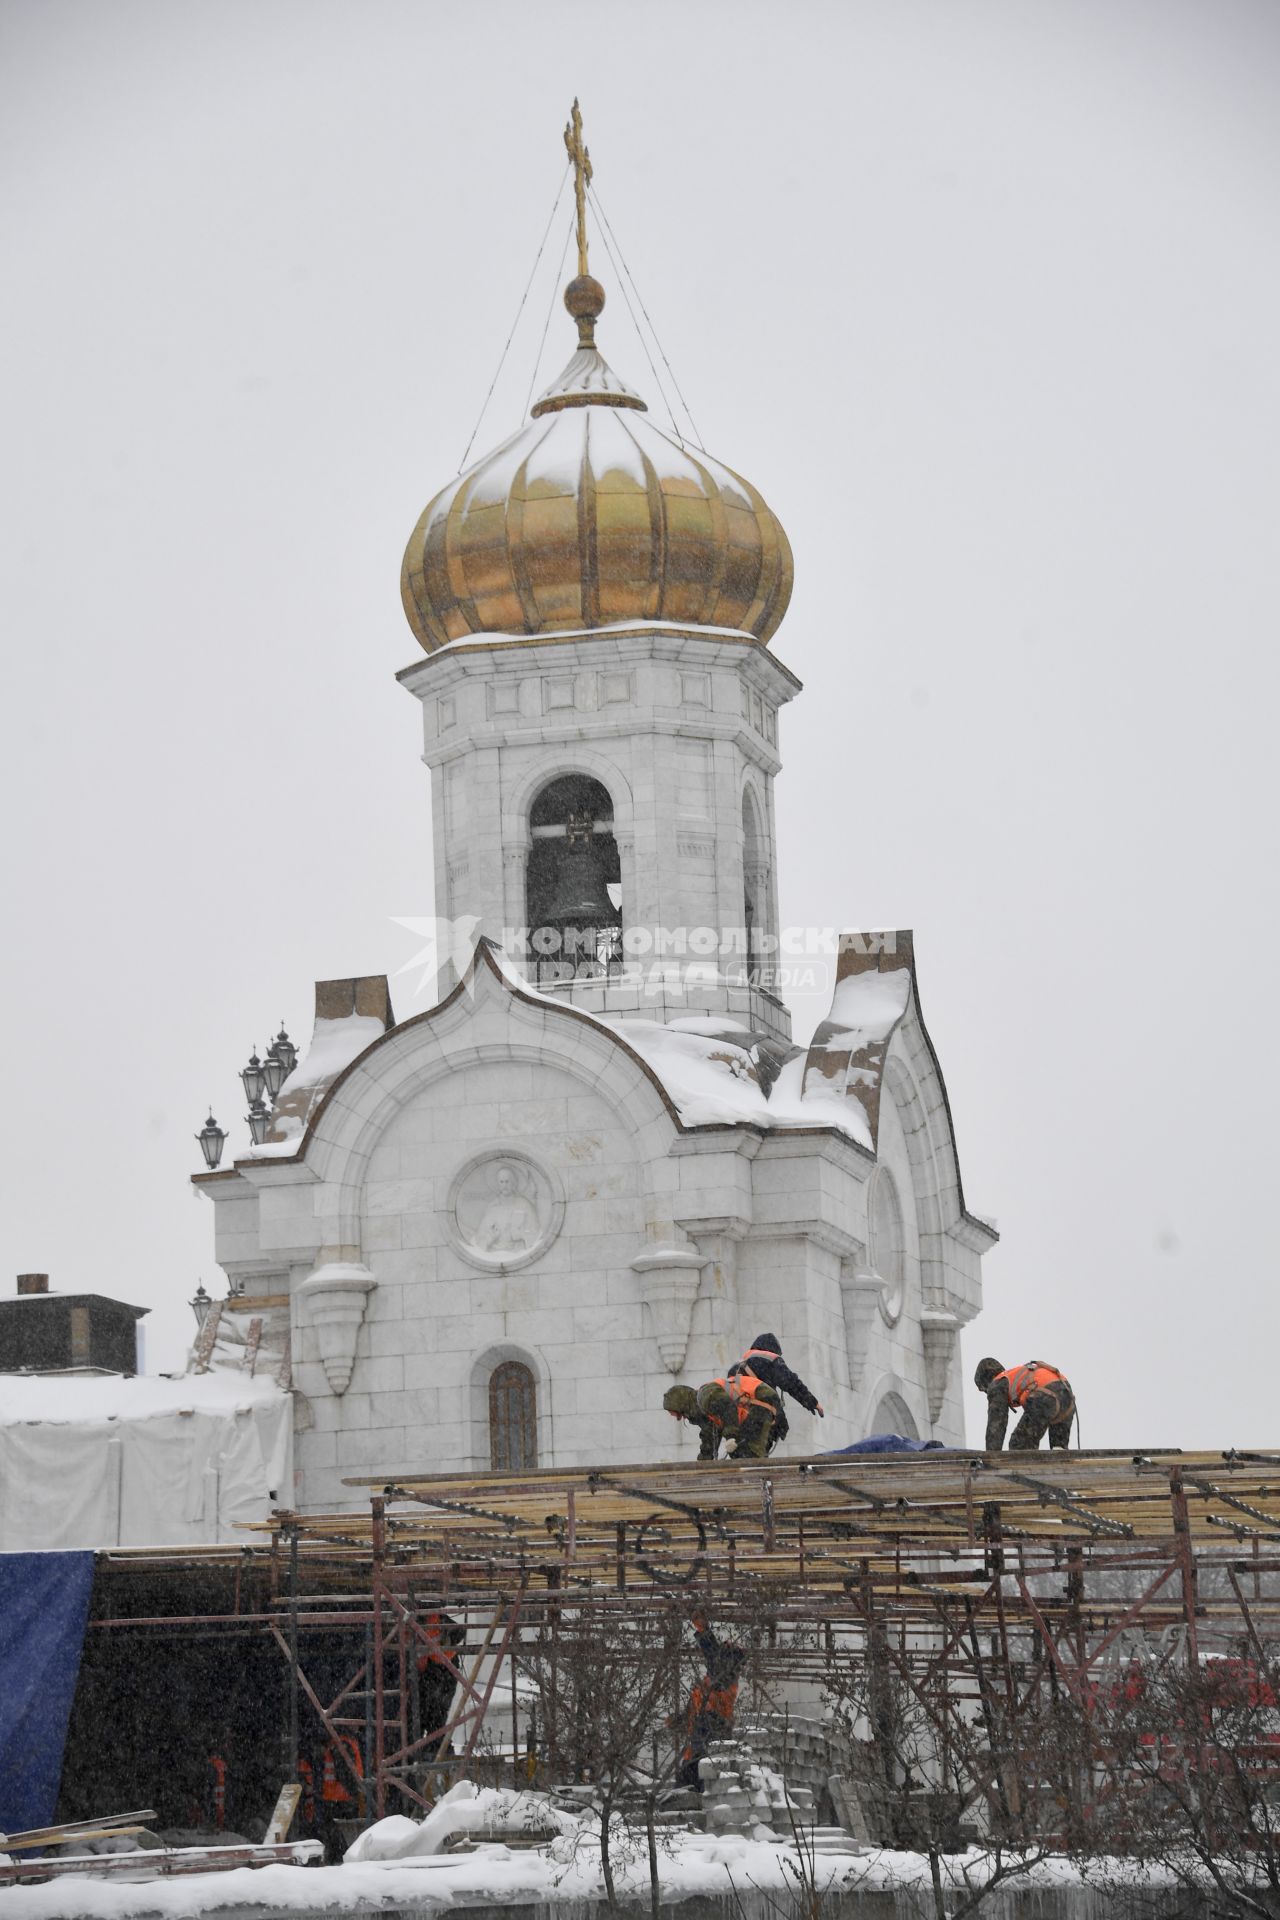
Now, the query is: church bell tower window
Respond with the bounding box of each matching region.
[489,1360,538,1471]
[526,774,622,981]
[742,785,769,973]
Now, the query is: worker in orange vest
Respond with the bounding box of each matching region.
[975,1358,1076,1451]
[663,1384,725,1459]
[315,1733,364,1862]
[416,1609,462,1756]
[321,1732,364,1807]
[673,1613,745,1789]
[207,1752,228,1831]
[695,1369,781,1460]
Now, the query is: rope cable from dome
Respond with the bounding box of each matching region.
[456,160,571,475]
[586,193,687,449]
[522,213,577,420]
[589,184,706,452]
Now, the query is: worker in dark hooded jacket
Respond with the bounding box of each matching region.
[727,1333,823,1450]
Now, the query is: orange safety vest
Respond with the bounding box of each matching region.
[321,1734,364,1804]
[297,1756,316,1826]
[739,1347,781,1371]
[416,1610,449,1672]
[995,1362,1065,1407]
[711,1370,777,1426]
[683,1674,739,1756]
[208,1753,227,1831]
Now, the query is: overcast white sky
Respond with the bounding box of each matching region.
[2,0,1277,1445]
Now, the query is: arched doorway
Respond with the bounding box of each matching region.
[870,1391,919,1441]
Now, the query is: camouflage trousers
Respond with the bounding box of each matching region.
[1009,1378,1076,1451]
[697,1382,780,1460]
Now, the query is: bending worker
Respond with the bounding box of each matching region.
[696,1372,781,1460]
[975,1357,1076,1452]
[663,1384,722,1459]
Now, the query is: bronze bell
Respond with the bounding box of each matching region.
[539,835,621,933]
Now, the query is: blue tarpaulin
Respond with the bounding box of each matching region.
[0,1551,95,1833]
[823,1434,950,1454]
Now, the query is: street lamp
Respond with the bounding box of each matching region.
[240,1048,266,1106]
[273,1025,298,1078]
[246,1098,271,1147]
[262,1044,287,1102]
[190,1281,214,1330]
[195,1112,227,1170]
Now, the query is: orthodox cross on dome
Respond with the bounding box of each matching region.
[563,98,593,280]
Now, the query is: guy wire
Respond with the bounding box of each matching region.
[588,201,684,449]
[523,214,577,421]
[589,186,706,451]
[457,162,571,475]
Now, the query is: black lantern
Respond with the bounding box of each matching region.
[262,1045,287,1102]
[240,1048,266,1105]
[196,1111,227,1170]
[273,1024,298,1078]
[246,1098,271,1146]
[190,1281,213,1330]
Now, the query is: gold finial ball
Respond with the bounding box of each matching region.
[564,274,605,323]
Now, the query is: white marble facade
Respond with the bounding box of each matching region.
[197,927,995,1513]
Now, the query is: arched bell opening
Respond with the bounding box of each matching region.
[526,774,623,981]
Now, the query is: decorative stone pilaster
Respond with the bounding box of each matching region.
[630,1247,706,1373]
[296,1262,377,1396]
[920,1308,960,1426]
[839,1266,886,1390]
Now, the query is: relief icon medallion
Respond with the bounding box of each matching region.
[446,1150,563,1273]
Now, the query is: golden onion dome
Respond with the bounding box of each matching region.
[400,274,793,652]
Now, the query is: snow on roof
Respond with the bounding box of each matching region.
[533,342,644,411]
[801,943,914,1146]
[246,1013,388,1160]
[427,617,762,653]
[493,954,874,1150]
[0,1367,287,1429]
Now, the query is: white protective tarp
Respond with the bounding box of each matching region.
[0,1372,292,1551]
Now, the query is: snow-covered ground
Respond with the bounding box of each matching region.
[0,1784,1170,1919]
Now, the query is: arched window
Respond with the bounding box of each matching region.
[489,1360,537,1471]
[526,774,622,981]
[869,1166,905,1326]
[742,786,767,965]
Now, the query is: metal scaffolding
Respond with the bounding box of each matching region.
[93,1448,1280,1825]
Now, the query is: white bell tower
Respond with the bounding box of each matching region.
[398,626,798,1040]
[396,102,799,1041]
